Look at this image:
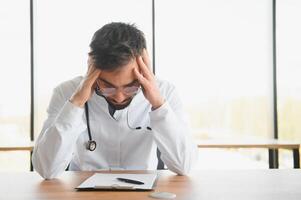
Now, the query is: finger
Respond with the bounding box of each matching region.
[134,67,149,87]
[91,69,101,84]
[86,65,101,86]
[87,57,101,76]
[87,56,94,69]
[142,48,151,69]
[136,56,153,80]
[87,56,101,74]
[92,81,98,90]
[88,66,101,78]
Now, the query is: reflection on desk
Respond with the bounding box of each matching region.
[1,170,301,200]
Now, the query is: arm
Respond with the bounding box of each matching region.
[149,85,198,175]
[32,86,85,179]
[134,49,198,175]
[32,59,101,179]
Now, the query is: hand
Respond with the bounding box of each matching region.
[70,57,101,108]
[134,49,164,110]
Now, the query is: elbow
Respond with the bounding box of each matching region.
[165,155,194,176]
[168,162,191,176]
[33,160,63,180]
[180,143,199,175]
[175,157,193,176]
[169,145,198,176]
[32,148,63,180]
[175,167,191,176]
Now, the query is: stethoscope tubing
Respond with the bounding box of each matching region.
[84,101,152,151]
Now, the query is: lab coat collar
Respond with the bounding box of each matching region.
[89,89,147,121]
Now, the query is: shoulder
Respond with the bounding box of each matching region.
[53,76,83,99]
[155,77,177,97]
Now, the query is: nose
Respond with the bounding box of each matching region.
[112,90,127,104]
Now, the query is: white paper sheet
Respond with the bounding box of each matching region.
[76,173,157,190]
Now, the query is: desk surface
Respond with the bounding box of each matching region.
[1,169,301,200]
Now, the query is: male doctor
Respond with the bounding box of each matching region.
[32,22,197,179]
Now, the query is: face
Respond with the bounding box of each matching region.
[95,59,140,110]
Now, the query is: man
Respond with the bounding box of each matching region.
[32,22,197,179]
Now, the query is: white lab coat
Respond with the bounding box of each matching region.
[32,76,198,179]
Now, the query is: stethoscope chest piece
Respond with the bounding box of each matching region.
[86,140,97,151]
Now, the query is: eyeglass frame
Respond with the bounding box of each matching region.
[95,78,141,97]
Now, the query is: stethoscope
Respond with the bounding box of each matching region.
[84,98,152,151]
[84,103,97,151]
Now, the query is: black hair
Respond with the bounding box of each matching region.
[89,22,146,71]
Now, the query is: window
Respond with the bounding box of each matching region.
[35,0,153,137]
[0,0,31,171]
[156,0,274,168]
[0,0,299,171]
[277,0,301,167]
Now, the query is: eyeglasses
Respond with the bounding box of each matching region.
[95,79,141,97]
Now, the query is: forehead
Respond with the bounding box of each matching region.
[98,59,138,86]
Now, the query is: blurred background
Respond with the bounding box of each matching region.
[0,0,300,171]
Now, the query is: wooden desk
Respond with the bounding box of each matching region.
[0,170,301,200]
[197,139,300,169]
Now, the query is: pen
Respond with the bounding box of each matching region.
[116,178,144,185]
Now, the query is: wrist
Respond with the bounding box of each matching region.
[151,98,165,110]
[70,95,85,108]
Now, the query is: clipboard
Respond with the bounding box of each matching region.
[76,173,157,191]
